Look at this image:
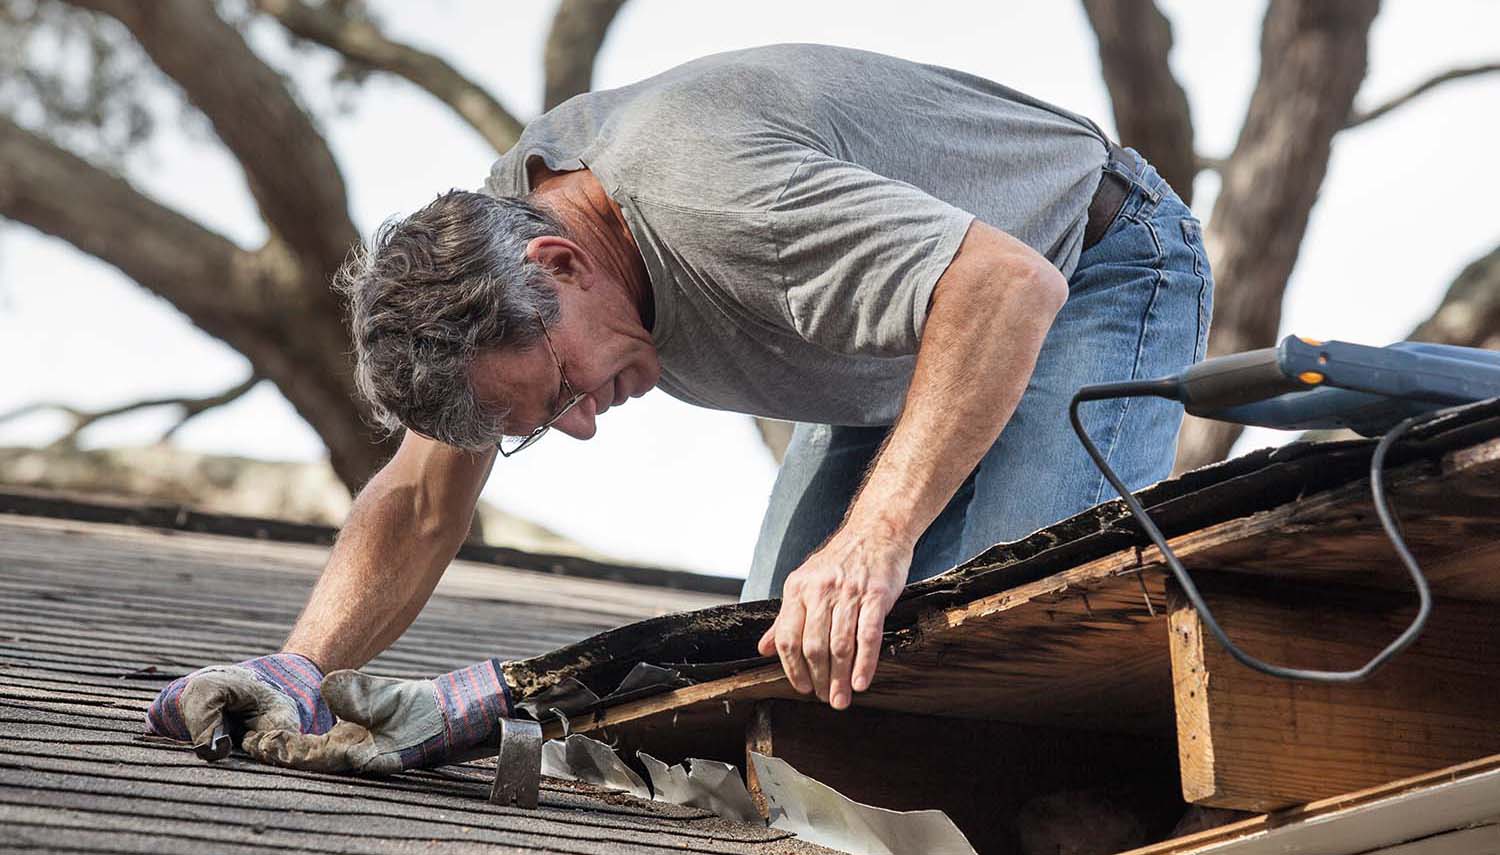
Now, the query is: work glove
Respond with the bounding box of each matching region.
[145,653,335,750]
[242,658,511,774]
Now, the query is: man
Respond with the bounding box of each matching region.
[146,44,1212,773]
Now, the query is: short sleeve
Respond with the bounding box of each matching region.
[771,154,975,357]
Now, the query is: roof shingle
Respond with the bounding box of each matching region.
[0,512,823,855]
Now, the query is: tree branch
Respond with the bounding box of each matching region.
[0,374,262,448]
[0,115,393,488]
[1081,0,1198,203]
[1407,241,1500,349]
[252,0,525,153]
[0,114,276,326]
[1173,0,1381,473]
[1346,61,1500,129]
[157,373,263,440]
[543,0,627,111]
[63,0,358,281]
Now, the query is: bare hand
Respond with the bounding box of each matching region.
[756,525,910,709]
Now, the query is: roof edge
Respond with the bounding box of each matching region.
[0,485,744,597]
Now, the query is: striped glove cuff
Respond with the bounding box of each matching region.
[397,658,511,768]
[242,653,336,734]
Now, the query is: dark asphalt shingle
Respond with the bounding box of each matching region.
[0,515,819,854]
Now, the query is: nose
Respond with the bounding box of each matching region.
[553,397,598,440]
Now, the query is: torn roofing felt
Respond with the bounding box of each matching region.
[503,397,1500,705]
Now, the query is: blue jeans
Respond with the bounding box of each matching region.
[742,149,1213,601]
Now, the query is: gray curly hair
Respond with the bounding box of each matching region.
[335,190,566,450]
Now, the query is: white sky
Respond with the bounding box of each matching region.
[2,1,1497,577]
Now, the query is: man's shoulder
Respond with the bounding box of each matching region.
[559,44,924,130]
[622,44,927,111]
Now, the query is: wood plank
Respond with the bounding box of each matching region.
[744,699,1183,855]
[1167,576,1500,811]
[1116,754,1500,855]
[887,566,1174,728]
[542,664,790,740]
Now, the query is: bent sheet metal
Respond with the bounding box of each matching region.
[751,752,978,855]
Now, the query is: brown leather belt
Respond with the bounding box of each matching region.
[1082,142,1133,252]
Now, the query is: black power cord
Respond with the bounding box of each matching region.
[1069,381,1433,683]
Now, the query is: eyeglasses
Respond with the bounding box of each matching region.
[496,311,587,458]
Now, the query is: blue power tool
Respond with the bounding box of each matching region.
[1173,336,1500,435]
[1070,337,1500,683]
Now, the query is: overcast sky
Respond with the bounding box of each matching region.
[2,1,1497,576]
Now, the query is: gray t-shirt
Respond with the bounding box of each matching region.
[484,44,1107,426]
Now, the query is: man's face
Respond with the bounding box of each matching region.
[468,282,660,443]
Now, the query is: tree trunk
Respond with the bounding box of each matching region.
[1172,0,1380,473]
[1081,0,1198,204]
[543,0,628,111]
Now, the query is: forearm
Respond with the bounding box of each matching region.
[283,437,495,671]
[282,484,458,670]
[760,223,1069,710]
[848,223,1068,543]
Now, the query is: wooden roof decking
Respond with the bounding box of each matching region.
[0,510,831,855]
[507,399,1500,735]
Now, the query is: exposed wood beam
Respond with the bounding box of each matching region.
[1169,576,1500,811]
[542,664,787,740]
[744,704,774,819]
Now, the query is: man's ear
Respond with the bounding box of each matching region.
[525,236,592,288]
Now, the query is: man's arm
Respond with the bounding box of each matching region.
[757,219,1069,709]
[283,430,496,671]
